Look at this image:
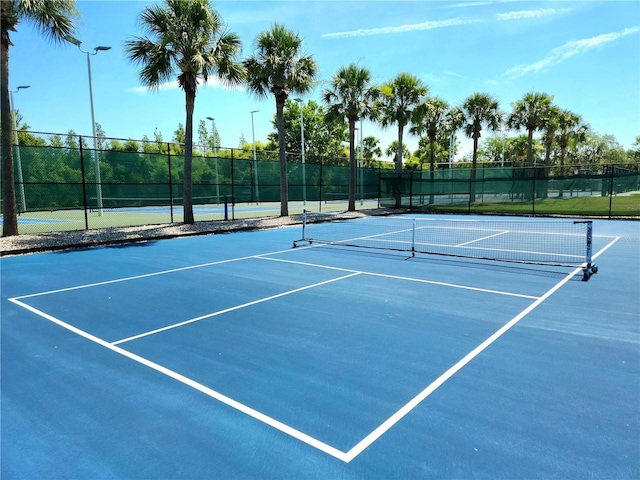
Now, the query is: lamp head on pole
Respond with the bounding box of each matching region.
[16,86,30,91]
[206,116,214,121]
[66,36,111,53]
[65,35,82,46]
[250,110,259,115]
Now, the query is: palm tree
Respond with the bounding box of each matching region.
[556,109,588,196]
[1,0,78,236]
[445,106,465,159]
[506,91,555,200]
[557,109,588,174]
[540,105,560,199]
[410,97,449,204]
[507,92,555,168]
[378,73,428,173]
[126,0,244,224]
[542,105,560,166]
[362,136,382,168]
[244,23,318,217]
[323,64,379,211]
[460,93,502,203]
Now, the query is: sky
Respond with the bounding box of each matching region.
[7,0,640,160]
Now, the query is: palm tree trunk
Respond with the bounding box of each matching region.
[396,125,404,173]
[429,134,435,205]
[1,36,18,236]
[348,119,356,212]
[394,124,404,208]
[542,139,552,200]
[470,135,479,203]
[276,95,288,216]
[183,88,195,224]
[559,145,567,197]
[525,128,534,201]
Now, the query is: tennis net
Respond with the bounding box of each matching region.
[293,212,597,279]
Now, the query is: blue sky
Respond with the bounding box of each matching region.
[8,0,640,160]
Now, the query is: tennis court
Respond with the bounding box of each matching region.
[1,213,638,479]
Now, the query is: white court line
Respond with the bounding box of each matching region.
[455,230,509,247]
[340,235,621,462]
[413,240,585,260]
[11,246,313,301]
[7,236,621,464]
[111,272,360,345]
[7,297,350,462]
[259,256,538,299]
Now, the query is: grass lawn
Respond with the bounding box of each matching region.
[425,194,640,216]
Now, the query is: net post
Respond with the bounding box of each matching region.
[411,217,416,257]
[580,220,597,281]
[585,220,593,268]
[293,210,307,248]
[302,209,307,240]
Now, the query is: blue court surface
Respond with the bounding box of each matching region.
[0,217,72,225]
[1,214,638,479]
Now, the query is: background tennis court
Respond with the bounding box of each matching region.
[1,214,638,479]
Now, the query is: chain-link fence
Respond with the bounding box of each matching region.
[3,132,382,234]
[3,132,638,235]
[381,164,640,217]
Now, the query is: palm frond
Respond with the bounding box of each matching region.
[244,23,317,102]
[17,0,77,43]
[126,0,243,94]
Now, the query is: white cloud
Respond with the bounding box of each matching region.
[419,70,465,85]
[505,26,640,78]
[496,8,569,21]
[448,0,520,9]
[322,17,482,39]
[126,77,244,94]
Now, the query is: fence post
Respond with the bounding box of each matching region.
[79,136,89,230]
[250,154,255,204]
[377,165,381,209]
[167,144,174,224]
[532,166,536,217]
[230,148,235,220]
[608,164,614,219]
[319,156,323,212]
[480,165,484,203]
[467,169,472,213]
[409,170,414,210]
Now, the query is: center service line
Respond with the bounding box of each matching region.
[112,272,361,345]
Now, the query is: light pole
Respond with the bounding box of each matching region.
[448,130,456,201]
[501,126,506,169]
[67,36,110,216]
[9,85,30,213]
[359,119,364,205]
[250,110,259,203]
[294,98,306,205]
[205,116,220,204]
